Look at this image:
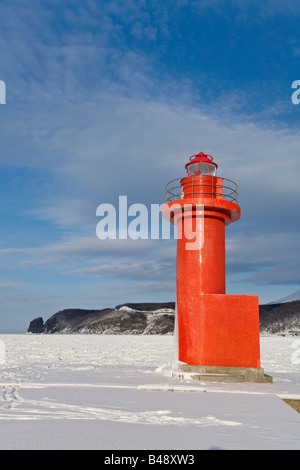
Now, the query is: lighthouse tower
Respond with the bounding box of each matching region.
[163,152,272,382]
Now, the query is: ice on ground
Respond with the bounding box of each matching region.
[152,309,175,315]
[0,334,299,450]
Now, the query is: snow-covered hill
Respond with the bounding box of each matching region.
[27,303,176,335]
[259,300,300,335]
[270,290,300,304]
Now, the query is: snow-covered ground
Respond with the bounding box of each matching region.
[0,334,299,450]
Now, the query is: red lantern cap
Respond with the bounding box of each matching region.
[185,152,218,170]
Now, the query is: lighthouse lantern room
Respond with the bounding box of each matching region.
[185,152,218,176]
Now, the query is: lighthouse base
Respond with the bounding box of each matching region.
[177,294,263,369]
[174,364,272,383]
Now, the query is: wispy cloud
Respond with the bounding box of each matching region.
[226,232,300,286]
[0,283,22,289]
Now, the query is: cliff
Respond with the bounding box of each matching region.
[27,300,300,335]
[27,303,176,335]
[259,300,300,334]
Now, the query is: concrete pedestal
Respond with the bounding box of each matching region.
[174,364,273,383]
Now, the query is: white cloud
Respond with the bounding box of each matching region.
[66,259,175,281]
[0,234,176,271]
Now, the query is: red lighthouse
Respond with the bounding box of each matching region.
[163,152,271,382]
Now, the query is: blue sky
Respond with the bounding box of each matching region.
[0,0,300,332]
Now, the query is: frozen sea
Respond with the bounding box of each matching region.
[0,334,299,450]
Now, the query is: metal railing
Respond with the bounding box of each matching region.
[165,176,238,203]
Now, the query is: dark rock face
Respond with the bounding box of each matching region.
[28,317,45,334]
[27,300,300,336]
[43,309,111,334]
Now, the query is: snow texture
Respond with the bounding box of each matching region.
[0,334,299,450]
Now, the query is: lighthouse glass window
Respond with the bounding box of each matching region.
[187,162,217,176]
[207,163,217,176]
